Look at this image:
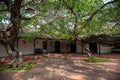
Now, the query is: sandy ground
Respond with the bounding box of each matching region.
[0,53,120,80]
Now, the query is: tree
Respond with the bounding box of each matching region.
[0,0,23,67]
[0,0,37,67]
[0,0,120,67]
[18,0,120,57]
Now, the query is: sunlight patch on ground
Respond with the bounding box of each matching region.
[46,66,107,80]
[46,67,86,80]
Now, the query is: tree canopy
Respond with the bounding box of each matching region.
[0,0,120,38]
[16,0,120,40]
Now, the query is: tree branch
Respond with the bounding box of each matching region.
[21,1,33,8]
[62,0,76,15]
[21,13,37,20]
[83,0,120,27]
[112,22,120,29]
[0,9,7,12]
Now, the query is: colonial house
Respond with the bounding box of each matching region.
[0,38,117,57]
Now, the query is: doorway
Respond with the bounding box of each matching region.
[70,44,76,53]
[89,43,97,53]
[55,41,60,52]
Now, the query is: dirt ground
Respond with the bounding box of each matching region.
[0,53,120,80]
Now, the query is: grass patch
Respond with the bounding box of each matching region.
[0,62,34,71]
[84,57,108,63]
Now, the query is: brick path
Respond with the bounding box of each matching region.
[0,54,120,80]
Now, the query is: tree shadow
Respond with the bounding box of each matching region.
[44,57,120,80]
[0,71,14,80]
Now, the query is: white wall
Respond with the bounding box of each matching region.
[76,41,82,53]
[18,39,34,55]
[47,40,55,52]
[100,45,112,53]
[97,44,100,53]
[35,39,43,49]
[1,39,114,57]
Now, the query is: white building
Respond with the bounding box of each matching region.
[0,38,116,57]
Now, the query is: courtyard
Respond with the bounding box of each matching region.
[0,0,120,80]
[0,53,120,80]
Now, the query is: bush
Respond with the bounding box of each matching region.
[84,57,108,63]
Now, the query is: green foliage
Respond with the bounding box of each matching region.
[19,32,38,40]
[0,3,8,23]
[0,0,119,40]
[111,26,120,35]
[0,3,7,10]
[84,57,108,63]
[0,62,33,71]
[19,0,120,40]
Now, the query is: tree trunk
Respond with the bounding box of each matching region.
[64,45,69,60]
[83,44,93,57]
[10,0,23,67]
[4,44,17,67]
[76,37,94,57]
[0,0,23,67]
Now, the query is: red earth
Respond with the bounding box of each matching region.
[0,53,120,64]
[0,53,120,80]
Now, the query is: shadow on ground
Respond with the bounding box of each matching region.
[0,54,120,80]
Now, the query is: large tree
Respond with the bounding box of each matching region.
[0,0,23,67]
[0,0,37,67]
[0,0,120,66]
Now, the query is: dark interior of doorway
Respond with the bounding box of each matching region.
[89,43,97,53]
[70,44,76,53]
[55,41,60,53]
